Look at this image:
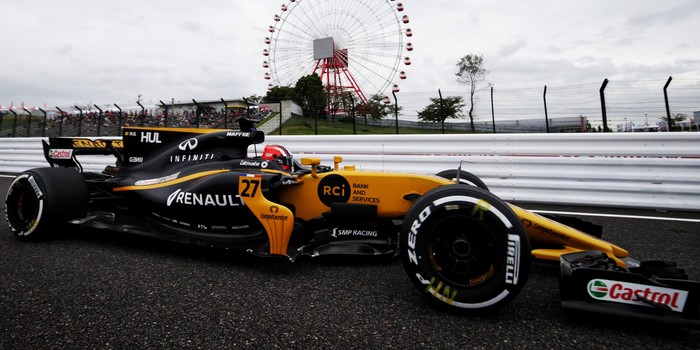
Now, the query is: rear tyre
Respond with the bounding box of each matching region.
[4,167,88,240]
[435,169,489,191]
[400,185,530,314]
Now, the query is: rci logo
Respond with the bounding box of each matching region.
[317,174,350,206]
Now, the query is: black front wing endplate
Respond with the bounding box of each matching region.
[559,250,700,329]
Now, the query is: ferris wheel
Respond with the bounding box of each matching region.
[263,0,413,111]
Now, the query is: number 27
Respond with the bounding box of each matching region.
[240,178,260,197]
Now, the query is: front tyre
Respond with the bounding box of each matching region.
[5,167,88,240]
[400,185,530,314]
[435,169,489,191]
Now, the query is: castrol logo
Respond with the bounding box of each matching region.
[48,149,73,159]
[587,279,688,312]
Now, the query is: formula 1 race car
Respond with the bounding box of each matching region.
[4,125,699,328]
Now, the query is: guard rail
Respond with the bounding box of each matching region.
[1,133,698,211]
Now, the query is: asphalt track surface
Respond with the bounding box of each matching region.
[1,174,699,349]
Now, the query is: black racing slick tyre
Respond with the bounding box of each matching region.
[435,169,489,191]
[4,167,88,240]
[400,184,530,314]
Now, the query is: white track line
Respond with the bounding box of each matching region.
[532,209,700,223]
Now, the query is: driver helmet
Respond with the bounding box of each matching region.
[262,144,294,171]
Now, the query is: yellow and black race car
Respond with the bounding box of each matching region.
[4,125,699,328]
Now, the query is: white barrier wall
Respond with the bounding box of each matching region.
[1,132,699,211]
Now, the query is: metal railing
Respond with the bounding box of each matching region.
[1,132,698,212]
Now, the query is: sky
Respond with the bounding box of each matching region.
[2,0,699,125]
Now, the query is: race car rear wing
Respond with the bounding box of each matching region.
[41,126,266,173]
[42,137,124,172]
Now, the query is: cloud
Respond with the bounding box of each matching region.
[0,0,697,116]
[495,37,527,58]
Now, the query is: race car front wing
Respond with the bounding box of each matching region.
[559,250,700,329]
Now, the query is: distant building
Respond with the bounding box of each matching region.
[158,99,255,115]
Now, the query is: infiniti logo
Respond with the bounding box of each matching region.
[178,138,198,151]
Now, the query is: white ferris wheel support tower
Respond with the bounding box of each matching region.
[312,37,368,111]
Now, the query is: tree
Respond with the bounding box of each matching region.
[356,93,395,123]
[245,94,263,105]
[673,113,688,125]
[659,113,688,131]
[263,85,297,103]
[416,95,465,133]
[455,54,488,131]
[328,91,358,119]
[294,73,327,133]
[294,73,326,116]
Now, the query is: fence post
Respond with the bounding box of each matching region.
[74,105,84,136]
[490,86,496,133]
[23,108,32,137]
[438,89,445,134]
[94,104,103,136]
[543,85,550,133]
[663,76,673,131]
[9,109,18,137]
[392,88,399,134]
[279,101,283,135]
[348,94,356,135]
[599,78,610,132]
[137,101,146,127]
[114,104,123,130]
[39,108,47,137]
[55,107,65,136]
[191,99,199,128]
[219,98,227,129]
[161,100,169,127]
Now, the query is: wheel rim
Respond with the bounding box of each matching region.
[426,212,501,287]
[7,182,41,232]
